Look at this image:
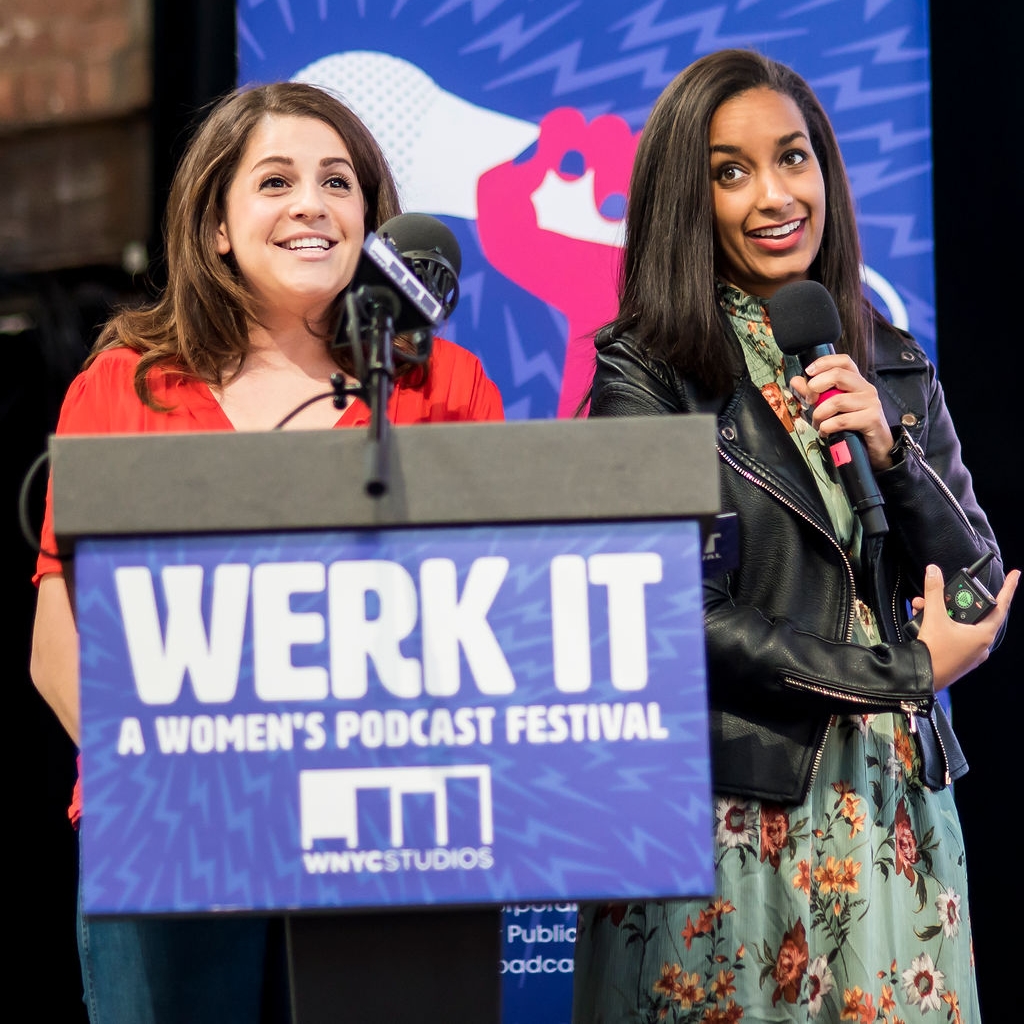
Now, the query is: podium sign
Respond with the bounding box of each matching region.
[76,516,712,915]
[51,417,720,921]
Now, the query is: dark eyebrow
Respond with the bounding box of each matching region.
[248,155,357,174]
[777,130,809,147]
[320,157,356,173]
[710,130,809,157]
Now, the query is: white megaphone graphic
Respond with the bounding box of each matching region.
[293,51,541,220]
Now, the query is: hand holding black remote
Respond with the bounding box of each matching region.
[905,550,997,638]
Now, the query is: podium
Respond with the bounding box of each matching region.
[51,416,720,1023]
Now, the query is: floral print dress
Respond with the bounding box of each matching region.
[571,288,979,1024]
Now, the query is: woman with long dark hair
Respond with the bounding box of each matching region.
[572,48,1016,1023]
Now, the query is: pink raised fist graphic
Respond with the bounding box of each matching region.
[477,107,640,416]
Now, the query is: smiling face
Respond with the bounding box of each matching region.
[215,113,367,321]
[709,86,826,299]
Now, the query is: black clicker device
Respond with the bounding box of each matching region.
[905,550,997,638]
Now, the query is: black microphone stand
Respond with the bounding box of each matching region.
[332,285,403,496]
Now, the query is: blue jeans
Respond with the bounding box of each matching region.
[76,857,289,1023]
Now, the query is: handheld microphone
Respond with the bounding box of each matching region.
[768,280,888,538]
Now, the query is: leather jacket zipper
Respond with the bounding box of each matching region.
[900,704,952,787]
[717,444,858,796]
[803,716,834,801]
[890,570,905,639]
[717,444,858,640]
[935,723,952,787]
[716,442,933,794]
[892,439,961,782]
[781,676,930,715]
[900,432,983,539]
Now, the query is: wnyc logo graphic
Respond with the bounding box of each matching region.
[299,764,495,876]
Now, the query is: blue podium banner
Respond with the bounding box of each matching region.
[76,518,712,916]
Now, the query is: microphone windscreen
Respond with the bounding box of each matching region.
[768,280,842,354]
[378,213,462,276]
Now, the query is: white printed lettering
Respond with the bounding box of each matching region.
[588,552,662,691]
[333,706,498,750]
[505,702,667,743]
[549,554,591,693]
[420,556,514,696]
[153,713,298,753]
[116,564,250,704]
[117,716,145,755]
[253,562,328,701]
[327,561,421,698]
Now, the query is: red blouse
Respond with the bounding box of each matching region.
[33,338,504,826]
[35,337,504,581]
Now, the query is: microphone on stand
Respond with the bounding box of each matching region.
[768,280,889,538]
[271,213,462,446]
[378,213,461,319]
[337,212,461,342]
[333,212,463,496]
[378,213,461,362]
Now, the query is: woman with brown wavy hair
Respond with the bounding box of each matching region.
[31,80,502,1024]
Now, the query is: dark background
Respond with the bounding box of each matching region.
[7,2,1021,1018]
[929,4,1022,1019]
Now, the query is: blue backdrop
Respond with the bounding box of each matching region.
[238,0,935,423]
[235,2,936,1019]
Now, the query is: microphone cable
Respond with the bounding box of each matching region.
[18,448,67,563]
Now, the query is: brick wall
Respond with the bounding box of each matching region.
[0,0,153,274]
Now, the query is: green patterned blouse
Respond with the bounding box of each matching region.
[717,281,879,645]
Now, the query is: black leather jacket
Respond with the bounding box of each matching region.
[589,322,1004,804]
